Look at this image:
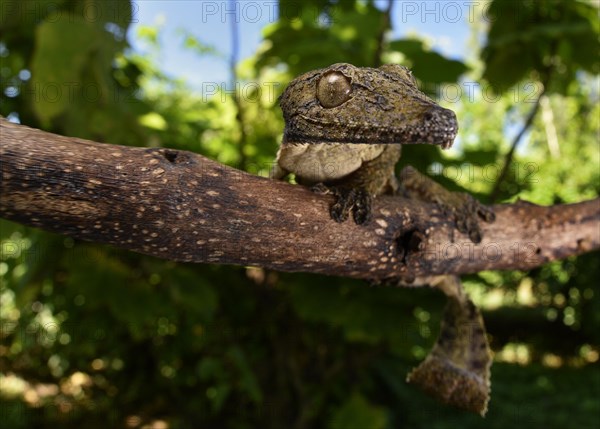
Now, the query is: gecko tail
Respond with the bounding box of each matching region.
[407,278,492,416]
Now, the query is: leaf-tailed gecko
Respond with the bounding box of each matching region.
[271,63,496,415]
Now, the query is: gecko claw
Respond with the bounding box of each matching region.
[311,183,331,195]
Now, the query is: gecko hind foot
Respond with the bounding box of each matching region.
[443,193,495,243]
[312,184,372,224]
[400,166,495,243]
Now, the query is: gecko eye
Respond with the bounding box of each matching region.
[317,71,352,108]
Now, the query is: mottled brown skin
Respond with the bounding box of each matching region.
[273,63,494,415]
[279,63,458,147]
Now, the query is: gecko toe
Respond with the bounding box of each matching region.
[352,190,372,224]
[330,188,354,222]
[468,227,483,244]
[478,205,496,223]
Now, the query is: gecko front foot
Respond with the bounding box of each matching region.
[312,184,372,224]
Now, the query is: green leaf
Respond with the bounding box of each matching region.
[329,392,387,429]
[31,13,100,121]
[388,39,468,85]
[227,346,263,403]
[139,112,168,130]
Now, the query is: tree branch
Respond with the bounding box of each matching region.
[1,118,598,280]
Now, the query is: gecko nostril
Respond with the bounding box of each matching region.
[424,112,434,121]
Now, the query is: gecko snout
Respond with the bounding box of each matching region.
[422,106,458,148]
[423,106,457,128]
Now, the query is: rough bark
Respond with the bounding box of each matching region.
[1,118,598,280]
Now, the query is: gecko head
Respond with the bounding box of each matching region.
[280,63,458,149]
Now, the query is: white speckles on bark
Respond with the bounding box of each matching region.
[2,118,594,280]
[375,219,388,228]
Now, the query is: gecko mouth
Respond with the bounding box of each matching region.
[284,127,458,148]
[284,105,458,148]
[387,126,457,149]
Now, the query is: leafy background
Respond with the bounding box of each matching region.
[1,1,599,428]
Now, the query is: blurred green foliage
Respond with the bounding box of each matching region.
[1,1,598,428]
[482,0,599,94]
